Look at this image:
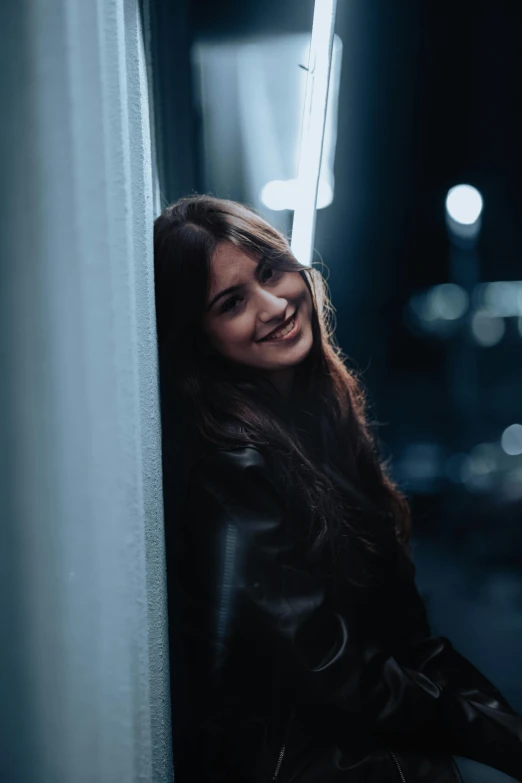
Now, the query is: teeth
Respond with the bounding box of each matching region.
[264,316,295,340]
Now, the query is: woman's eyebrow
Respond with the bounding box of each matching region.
[206,283,244,312]
[206,256,267,312]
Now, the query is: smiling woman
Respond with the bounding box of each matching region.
[153,194,522,783]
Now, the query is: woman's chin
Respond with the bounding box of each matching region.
[262,338,313,371]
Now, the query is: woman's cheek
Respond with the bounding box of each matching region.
[236,312,256,343]
[225,317,250,346]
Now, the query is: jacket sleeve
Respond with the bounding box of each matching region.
[381,573,522,776]
[180,445,522,778]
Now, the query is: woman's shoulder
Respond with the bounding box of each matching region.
[179,436,291,544]
[189,442,265,478]
[185,421,276,490]
[189,447,275,495]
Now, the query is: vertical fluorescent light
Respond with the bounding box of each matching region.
[291,0,338,266]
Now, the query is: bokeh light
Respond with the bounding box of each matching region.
[501,424,522,456]
[445,184,484,226]
[471,311,505,346]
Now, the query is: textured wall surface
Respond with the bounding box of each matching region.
[0,1,172,781]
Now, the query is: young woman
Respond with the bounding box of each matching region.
[154,195,522,783]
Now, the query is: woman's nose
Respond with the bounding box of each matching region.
[256,290,288,322]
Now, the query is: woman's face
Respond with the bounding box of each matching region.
[202,242,314,389]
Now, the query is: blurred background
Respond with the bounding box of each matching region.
[152,0,522,710]
[2,2,521,779]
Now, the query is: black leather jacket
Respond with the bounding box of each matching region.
[168,444,522,783]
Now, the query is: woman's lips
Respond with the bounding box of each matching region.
[259,310,300,342]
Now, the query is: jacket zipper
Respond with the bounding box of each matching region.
[214,523,237,670]
[272,744,286,780]
[388,750,407,783]
[271,709,295,781]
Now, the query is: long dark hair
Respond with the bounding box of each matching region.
[154,194,412,587]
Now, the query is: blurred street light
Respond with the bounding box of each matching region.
[501,424,522,456]
[475,281,522,317]
[444,184,485,446]
[471,311,505,346]
[445,184,484,244]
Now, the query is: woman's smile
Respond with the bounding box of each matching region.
[257,308,300,343]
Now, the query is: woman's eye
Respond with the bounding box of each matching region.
[220,295,243,314]
[261,266,280,283]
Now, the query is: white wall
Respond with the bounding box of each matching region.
[0,1,172,781]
